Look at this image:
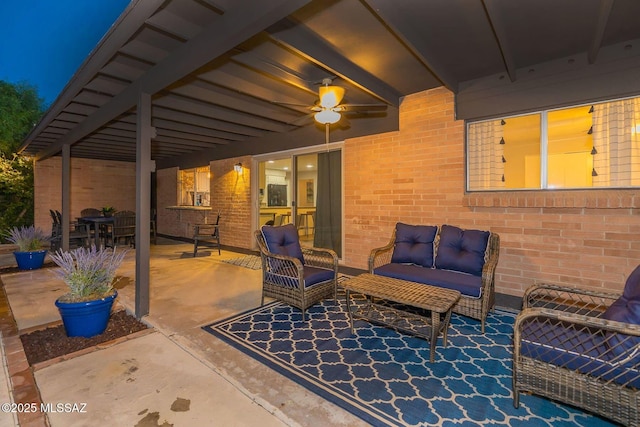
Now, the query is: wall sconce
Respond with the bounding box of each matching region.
[234,163,243,174]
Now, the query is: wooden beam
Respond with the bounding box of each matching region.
[269,20,401,107]
[20,0,166,153]
[588,0,614,64]
[481,0,517,83]
[363,0,459,92]
[35,0,311,161]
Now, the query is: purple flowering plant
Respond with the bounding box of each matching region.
[4,225,50,252]
[50,245,127,302]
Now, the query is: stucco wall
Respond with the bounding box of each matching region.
[34,157,136,231]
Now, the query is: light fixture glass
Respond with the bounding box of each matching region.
[234,163,242,174]
[314,109,341,124]
[319,85,345,108]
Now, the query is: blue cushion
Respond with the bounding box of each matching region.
[435,224,489,277]
[391,223,437,268]
[520,319,640,388]
[601,265,640,356]
[304,266,334,288]
[374,263,482,298]
[261,224,304,264]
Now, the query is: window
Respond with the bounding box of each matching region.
[178,166,210,206]
[467,96,640,191]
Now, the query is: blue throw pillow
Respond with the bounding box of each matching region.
[261,224,304,264]
[391,223,437,268]
[434,224,490,276]
[602,265,640,356]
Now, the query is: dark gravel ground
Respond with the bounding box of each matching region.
[1,263,149,365]
[20,310,149,365]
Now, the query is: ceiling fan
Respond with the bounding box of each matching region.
[279,78,387,144]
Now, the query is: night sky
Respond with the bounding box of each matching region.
[0,0,130,106]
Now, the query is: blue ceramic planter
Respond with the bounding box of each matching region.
[55,291,117,338]
[13,250,47,270]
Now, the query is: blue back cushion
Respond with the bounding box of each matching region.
[261,224,304,264]
[391,223,438,268]
[601,264,640,355]
[435,224,489,276]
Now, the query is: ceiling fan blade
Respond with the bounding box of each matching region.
[288,113,314,126]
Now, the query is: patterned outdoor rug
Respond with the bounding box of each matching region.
[203,296,613,427]
[221,255,261,270]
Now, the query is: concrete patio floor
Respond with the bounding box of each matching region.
[0,239,365,427]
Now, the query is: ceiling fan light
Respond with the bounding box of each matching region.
[314,109,341,124]
[319,85,345,108]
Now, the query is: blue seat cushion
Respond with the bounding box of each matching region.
[435,224,489,277]
[520,318,640,388]
[261,224,304,264]
[391,223,437,268]
[601,264,640,356]
[304,266,335,288]
[374,263,482,298]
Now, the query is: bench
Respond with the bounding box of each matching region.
[369,223,500,333]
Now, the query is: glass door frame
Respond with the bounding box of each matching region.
[252,142,344,255]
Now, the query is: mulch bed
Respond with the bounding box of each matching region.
[1,263,150,365]
[20,310,149,365]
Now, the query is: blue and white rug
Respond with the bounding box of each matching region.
[202,297,613,426]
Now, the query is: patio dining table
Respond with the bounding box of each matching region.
[78,216,114,249]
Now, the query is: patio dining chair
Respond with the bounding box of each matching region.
[49,210,87,250]
[104,210,136,248]
[193,212,221,256]
[255,224,338,320]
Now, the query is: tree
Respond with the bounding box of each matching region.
[0,81,45,234]
[0,81,45,155]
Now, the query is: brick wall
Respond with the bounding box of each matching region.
[155,156,252,248]
[34,157,136,230]
[344,87,640,296]
[47,88,640,298]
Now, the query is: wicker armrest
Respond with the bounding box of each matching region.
[523,283,621,316]
[515,307,640,369]
[368,235,395,272]
[261,250,304,282]
[301,247,338,270]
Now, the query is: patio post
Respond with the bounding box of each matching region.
[61,143,71,251]
[135,91,151,318]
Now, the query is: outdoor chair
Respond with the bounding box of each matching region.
[105,210,136,248]
[513,265,640,426]
[255,224,338,320]
[193,213,221,256]
[49,210,87,250]
[80,208,102,218]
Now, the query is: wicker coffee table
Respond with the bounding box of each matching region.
[343,273,461,362]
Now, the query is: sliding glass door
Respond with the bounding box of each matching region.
[255,146,342,257]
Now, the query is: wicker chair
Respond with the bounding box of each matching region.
[255,224,338,320]
[369,225,500,333]
[513,267,640,426]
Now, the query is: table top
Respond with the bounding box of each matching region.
[342,273,460,313]
[79,216,115,223]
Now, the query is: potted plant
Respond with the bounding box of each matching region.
[50,245,127,338]
[4,225,51,270]
[101,206,116,217]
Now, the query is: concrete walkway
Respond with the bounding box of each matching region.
[0,240,364,426]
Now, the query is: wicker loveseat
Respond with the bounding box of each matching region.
[369,223,500,333]
[513,265,640,426]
